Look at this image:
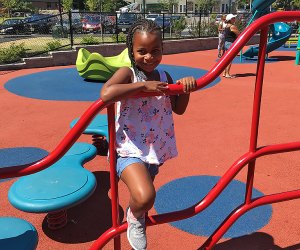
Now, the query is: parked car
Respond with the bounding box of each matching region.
[146,14,160,21]
[117,13,142,33]
[101,14,116,34]
[0,18,30,34]
[154,15,183,32]
[53,19,83,34]
[82,16,102,33]
[154,16,171,31]
[24,14,55,34]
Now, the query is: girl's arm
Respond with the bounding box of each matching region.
[100,67,169,103]
[166,72,197,115]
[218,22,224,32]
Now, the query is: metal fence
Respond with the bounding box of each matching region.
[0,11,252,64]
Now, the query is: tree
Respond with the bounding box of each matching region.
[102,0,128,12]
[195,0,217,12]
[291,0,300,9]
[85,0,98,11]
[0,0,31,17]
[273,0,292,10]
[235,0,248,10]
[158,0,179,13]
[62,0,73,11]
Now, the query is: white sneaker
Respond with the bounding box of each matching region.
[126,207,147,250]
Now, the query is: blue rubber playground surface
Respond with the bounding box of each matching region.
[155,175,272,238]
[4,65,221,101]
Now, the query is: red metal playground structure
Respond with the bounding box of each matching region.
[1,11,300,250]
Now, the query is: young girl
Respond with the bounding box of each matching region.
[217,15,226,58]
[101,19,196,250]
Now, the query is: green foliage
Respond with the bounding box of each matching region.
[62,0,73,11]
[195,0,217,12]
[80,35,99,44]
[52,25,68,38]
[292,0,300,8]
[273,0,293,10]
[235,0,248,9]
[102,0,128,12]
[83,0,127,11]
[188,21,200,38]
[172,17,186,38]
[45,40,62,51]
[158,0,179,13]
[0,0,32,16]
[85,0,98,11]
[0,42,26,64]
[112,32,126,42]
[188,20,217,38]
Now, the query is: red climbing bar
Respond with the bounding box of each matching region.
[0,11,299,250]
[90,11,300,250]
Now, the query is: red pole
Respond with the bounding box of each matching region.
[244,26,269,204]
[107,104,121,250]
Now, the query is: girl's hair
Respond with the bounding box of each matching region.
[126,18,162,80]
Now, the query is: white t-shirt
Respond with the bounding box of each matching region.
[219,21,226,34]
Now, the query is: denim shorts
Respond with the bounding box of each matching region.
[225,41,233,51]
[116,156,160,178]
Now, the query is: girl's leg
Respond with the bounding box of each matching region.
[224,62,235,78]
[121,162,156,218]
[218,34,223,57]
[121,163,155,249]
[220,37,225,56]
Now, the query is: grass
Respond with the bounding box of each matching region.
[1,34,115,54]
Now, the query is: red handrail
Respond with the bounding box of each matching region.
[90,11,300,250]
[1,11,300,250]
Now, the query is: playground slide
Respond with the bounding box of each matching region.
[242,0,292,58]
[243,22,292,58]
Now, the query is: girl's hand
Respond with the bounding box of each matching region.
[176,76,197,93]
[143,81,169,94]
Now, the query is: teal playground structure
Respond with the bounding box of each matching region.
[296,25,300,65]
[241,0,292,61]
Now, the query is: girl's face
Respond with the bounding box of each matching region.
[132,31,163,74]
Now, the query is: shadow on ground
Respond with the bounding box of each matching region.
[42,171,124,243]
[268,56,296,62]
[198,232,300,250]
[235,73,256,78]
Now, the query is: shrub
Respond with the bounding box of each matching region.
[189,20,218,38]
[52,25,68,38]
[0,43,26,64]
[80,35,100,45]
[172,17,187,38]
[189,21,200,38]
[111,32,126,43]
[45,40,62,51]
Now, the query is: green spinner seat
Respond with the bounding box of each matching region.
[76,48,131,81]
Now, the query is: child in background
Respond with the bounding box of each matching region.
[101,19,197,250]
[218,15,227,58]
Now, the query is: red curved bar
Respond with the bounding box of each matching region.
[1,11,300,250]
[0,99,108,178]
[90,11,300,250]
